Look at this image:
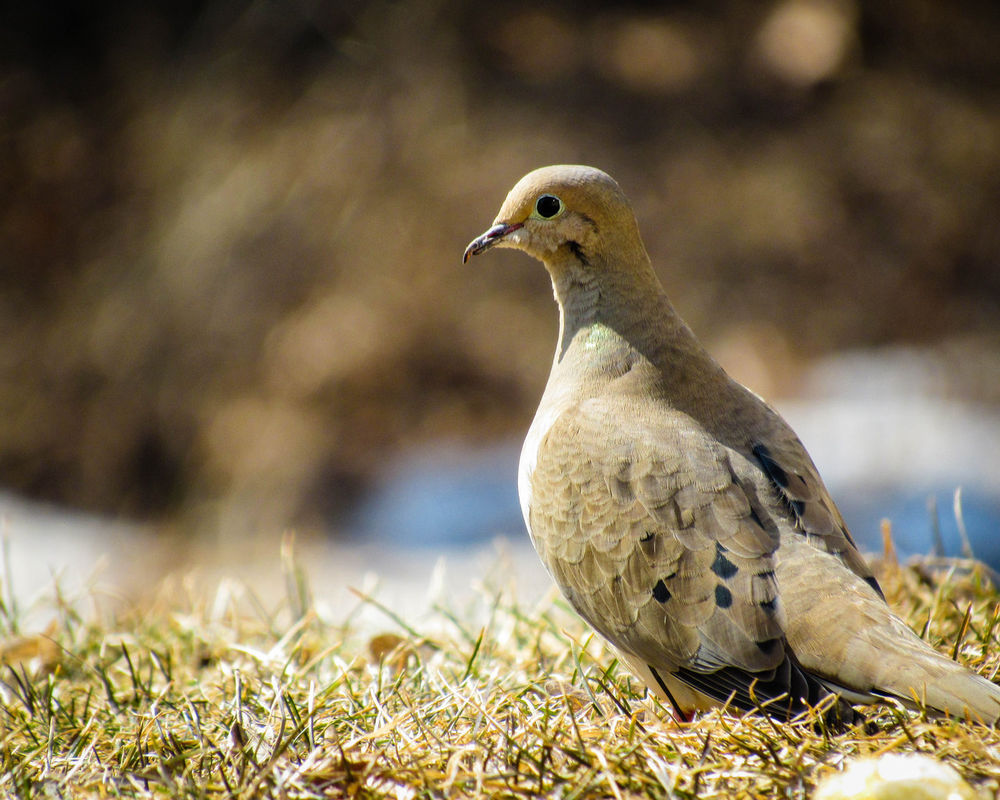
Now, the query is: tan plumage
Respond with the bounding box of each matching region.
[463,164,1000,724]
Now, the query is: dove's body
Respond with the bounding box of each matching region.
[464,165,1000,723]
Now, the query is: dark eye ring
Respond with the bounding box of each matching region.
[535,194,563,219]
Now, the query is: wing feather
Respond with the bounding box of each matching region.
[528,399,798,699]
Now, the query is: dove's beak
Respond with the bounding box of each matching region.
[462,222,524,263]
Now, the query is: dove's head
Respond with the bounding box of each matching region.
[463,165,649,276]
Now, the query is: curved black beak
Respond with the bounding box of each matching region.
[462,222,524,263]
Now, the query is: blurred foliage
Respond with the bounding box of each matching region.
[2,0,1000,534]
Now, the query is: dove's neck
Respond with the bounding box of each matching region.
[521,254,729,528]
[550,257,695,363]
[543,253,733,414]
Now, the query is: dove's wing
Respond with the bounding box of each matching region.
[525,395,845,719]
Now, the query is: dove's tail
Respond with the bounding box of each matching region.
[870,641,1000,725]
[778,539,1000,725]
[816,645,1000,725]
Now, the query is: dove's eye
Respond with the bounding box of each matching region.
[534,194,563,219]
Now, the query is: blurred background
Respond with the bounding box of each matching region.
[2,0,1000,604]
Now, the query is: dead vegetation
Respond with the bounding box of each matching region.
[1,535,999,798]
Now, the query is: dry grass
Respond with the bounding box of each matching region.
[2,538,1000,799]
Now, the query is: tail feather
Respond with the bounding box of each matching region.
[885,653,1000,724]
[778,540,1000,725]
[805,607,1000,724]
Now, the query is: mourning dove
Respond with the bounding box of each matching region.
[463,165,1000,724]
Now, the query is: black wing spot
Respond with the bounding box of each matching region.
[715,584,733,609]
[653,579,671,603]
[753,444,789,488]
[864,574,886,600]
[640,530,655,543]
[755,637,781,655]
[711,545,739,580]
[759,597,778,614]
